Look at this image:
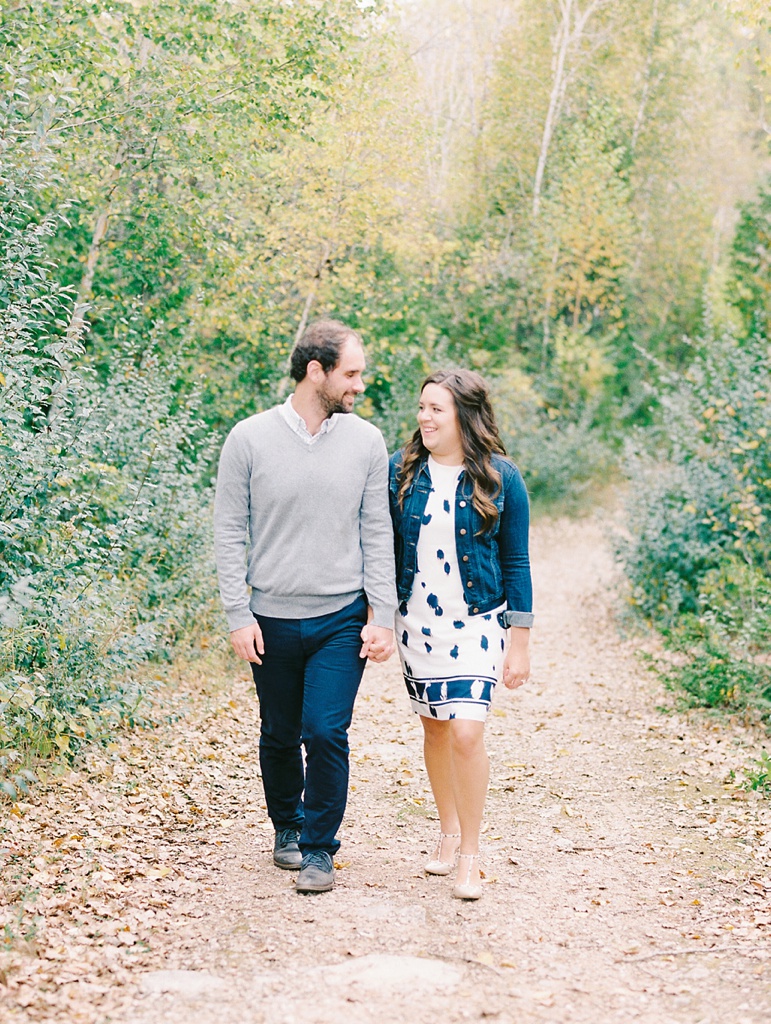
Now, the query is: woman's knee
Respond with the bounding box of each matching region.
[421,716,450,746]
[450,721,486,760]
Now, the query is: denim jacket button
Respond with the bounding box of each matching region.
[472,607,479,613]
[466,580,473,588]
[459,500,467,507]
[459,528,467,536]
[462,555,469,562]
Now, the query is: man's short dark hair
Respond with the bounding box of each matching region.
[289,319,362,382]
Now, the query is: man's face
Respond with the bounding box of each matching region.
[317,337,366,416]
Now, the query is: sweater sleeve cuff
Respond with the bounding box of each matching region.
[369,602,397,630]
[502,610,534,628]
[226,607,258,632]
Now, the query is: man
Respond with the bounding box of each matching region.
[214,319,396,894]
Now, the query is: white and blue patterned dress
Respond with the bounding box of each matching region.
[395,457,507,721]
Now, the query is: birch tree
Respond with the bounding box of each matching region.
[531,0,616,218]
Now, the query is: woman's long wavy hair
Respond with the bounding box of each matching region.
[397,369,507,533]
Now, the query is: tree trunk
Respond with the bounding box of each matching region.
[532,0,573,219]
[532,0,608,219]
[630,0,660,156]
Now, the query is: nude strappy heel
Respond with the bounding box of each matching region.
[452,853,483,899]
[424,832,461,875]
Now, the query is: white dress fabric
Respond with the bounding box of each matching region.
[395,457,507,721]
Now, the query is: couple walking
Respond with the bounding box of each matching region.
[214,319,533,899]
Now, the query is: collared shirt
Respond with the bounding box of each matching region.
[279,394,338,446]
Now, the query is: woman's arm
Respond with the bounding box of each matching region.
[497,462,534,628]
[502,626,530,688]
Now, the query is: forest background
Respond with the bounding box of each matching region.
[1,0,771,792]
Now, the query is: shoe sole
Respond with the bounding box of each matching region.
[296,883,334,893]
[273,858,302,871]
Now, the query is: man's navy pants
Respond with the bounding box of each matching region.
[250,594,368,856]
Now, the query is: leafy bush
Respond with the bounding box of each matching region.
[490,368,615,509]
[0,123,216,770]
[743,750,771,794]
[621,329,771,719]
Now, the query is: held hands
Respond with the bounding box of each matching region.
[360,607,395,663]
[501,626,530,690]
[230,614,395,666]
[230,622,265,664]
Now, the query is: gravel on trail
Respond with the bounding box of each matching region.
[2,515,770,1023]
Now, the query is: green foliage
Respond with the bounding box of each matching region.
[3,0,771,779]
[490,369,615,509]
[660,634,771,714]
[0,111,215,766]
[621,329,771,720]
[730,175,771,333]
[743,750,771,793]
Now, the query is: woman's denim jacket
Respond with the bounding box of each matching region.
[388,451,534,629]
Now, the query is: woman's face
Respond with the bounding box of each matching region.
[418,383,463,463]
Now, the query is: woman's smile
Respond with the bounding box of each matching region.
[418,383,463,463]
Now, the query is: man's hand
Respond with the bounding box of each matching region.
[359,622,395,663]
[230,622,265,664]
[501,627,530,690]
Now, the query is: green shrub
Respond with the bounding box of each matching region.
[743,750,771,794]
[0,116,216,768]
[490,369,615,510]
[621,329,771,720]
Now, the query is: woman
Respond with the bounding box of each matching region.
[389,369,533,900]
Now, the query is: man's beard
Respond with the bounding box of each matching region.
[319,386,353,417]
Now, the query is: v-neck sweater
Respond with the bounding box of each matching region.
[214,406,396,631]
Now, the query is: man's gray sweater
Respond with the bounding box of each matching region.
[214,407,397,631]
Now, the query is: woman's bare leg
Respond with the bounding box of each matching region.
[420,716,460,861]
[449,719,488,886]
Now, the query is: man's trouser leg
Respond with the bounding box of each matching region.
[300,595,367,856]
[250,595,367,851]
[250,616,305,834]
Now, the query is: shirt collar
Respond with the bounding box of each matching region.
[280,394,338,444]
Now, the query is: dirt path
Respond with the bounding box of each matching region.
[2,516,771,1023]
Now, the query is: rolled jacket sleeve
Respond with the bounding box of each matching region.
[498,463,534,628]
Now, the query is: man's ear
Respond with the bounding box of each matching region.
[306,359,326,384]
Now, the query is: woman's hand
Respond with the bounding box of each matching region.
[502,626,530,689]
